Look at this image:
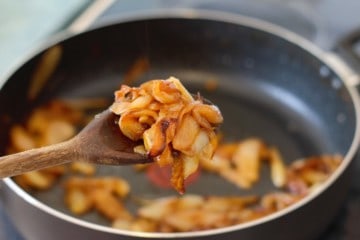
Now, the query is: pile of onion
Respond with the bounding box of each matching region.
[110,77,223,193]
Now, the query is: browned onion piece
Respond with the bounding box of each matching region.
[110,77,223,193]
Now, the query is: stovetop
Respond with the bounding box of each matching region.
[1,1,360,239]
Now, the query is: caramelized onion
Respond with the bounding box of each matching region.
[110,77,223,193]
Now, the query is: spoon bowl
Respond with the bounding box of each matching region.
[0,110,151,178]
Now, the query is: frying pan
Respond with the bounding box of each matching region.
[0,9,360,240]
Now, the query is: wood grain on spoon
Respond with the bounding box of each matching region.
[0,110,151,179]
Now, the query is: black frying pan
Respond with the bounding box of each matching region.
[0,10,359,240]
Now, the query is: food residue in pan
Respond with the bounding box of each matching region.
[7,78,342,233]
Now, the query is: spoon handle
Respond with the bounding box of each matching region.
[0,139,76,178]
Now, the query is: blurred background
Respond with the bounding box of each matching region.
[1,0,360,239]
[2,0,360,78]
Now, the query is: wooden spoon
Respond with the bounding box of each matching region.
[0,110,151,178]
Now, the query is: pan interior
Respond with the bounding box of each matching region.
[0,17,356,227]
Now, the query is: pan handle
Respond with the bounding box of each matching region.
[65,0,115,34]
[335,30,360,83]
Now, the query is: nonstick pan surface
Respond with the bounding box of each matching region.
[0,11,359,240]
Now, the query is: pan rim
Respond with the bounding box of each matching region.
[2,8,360,238]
